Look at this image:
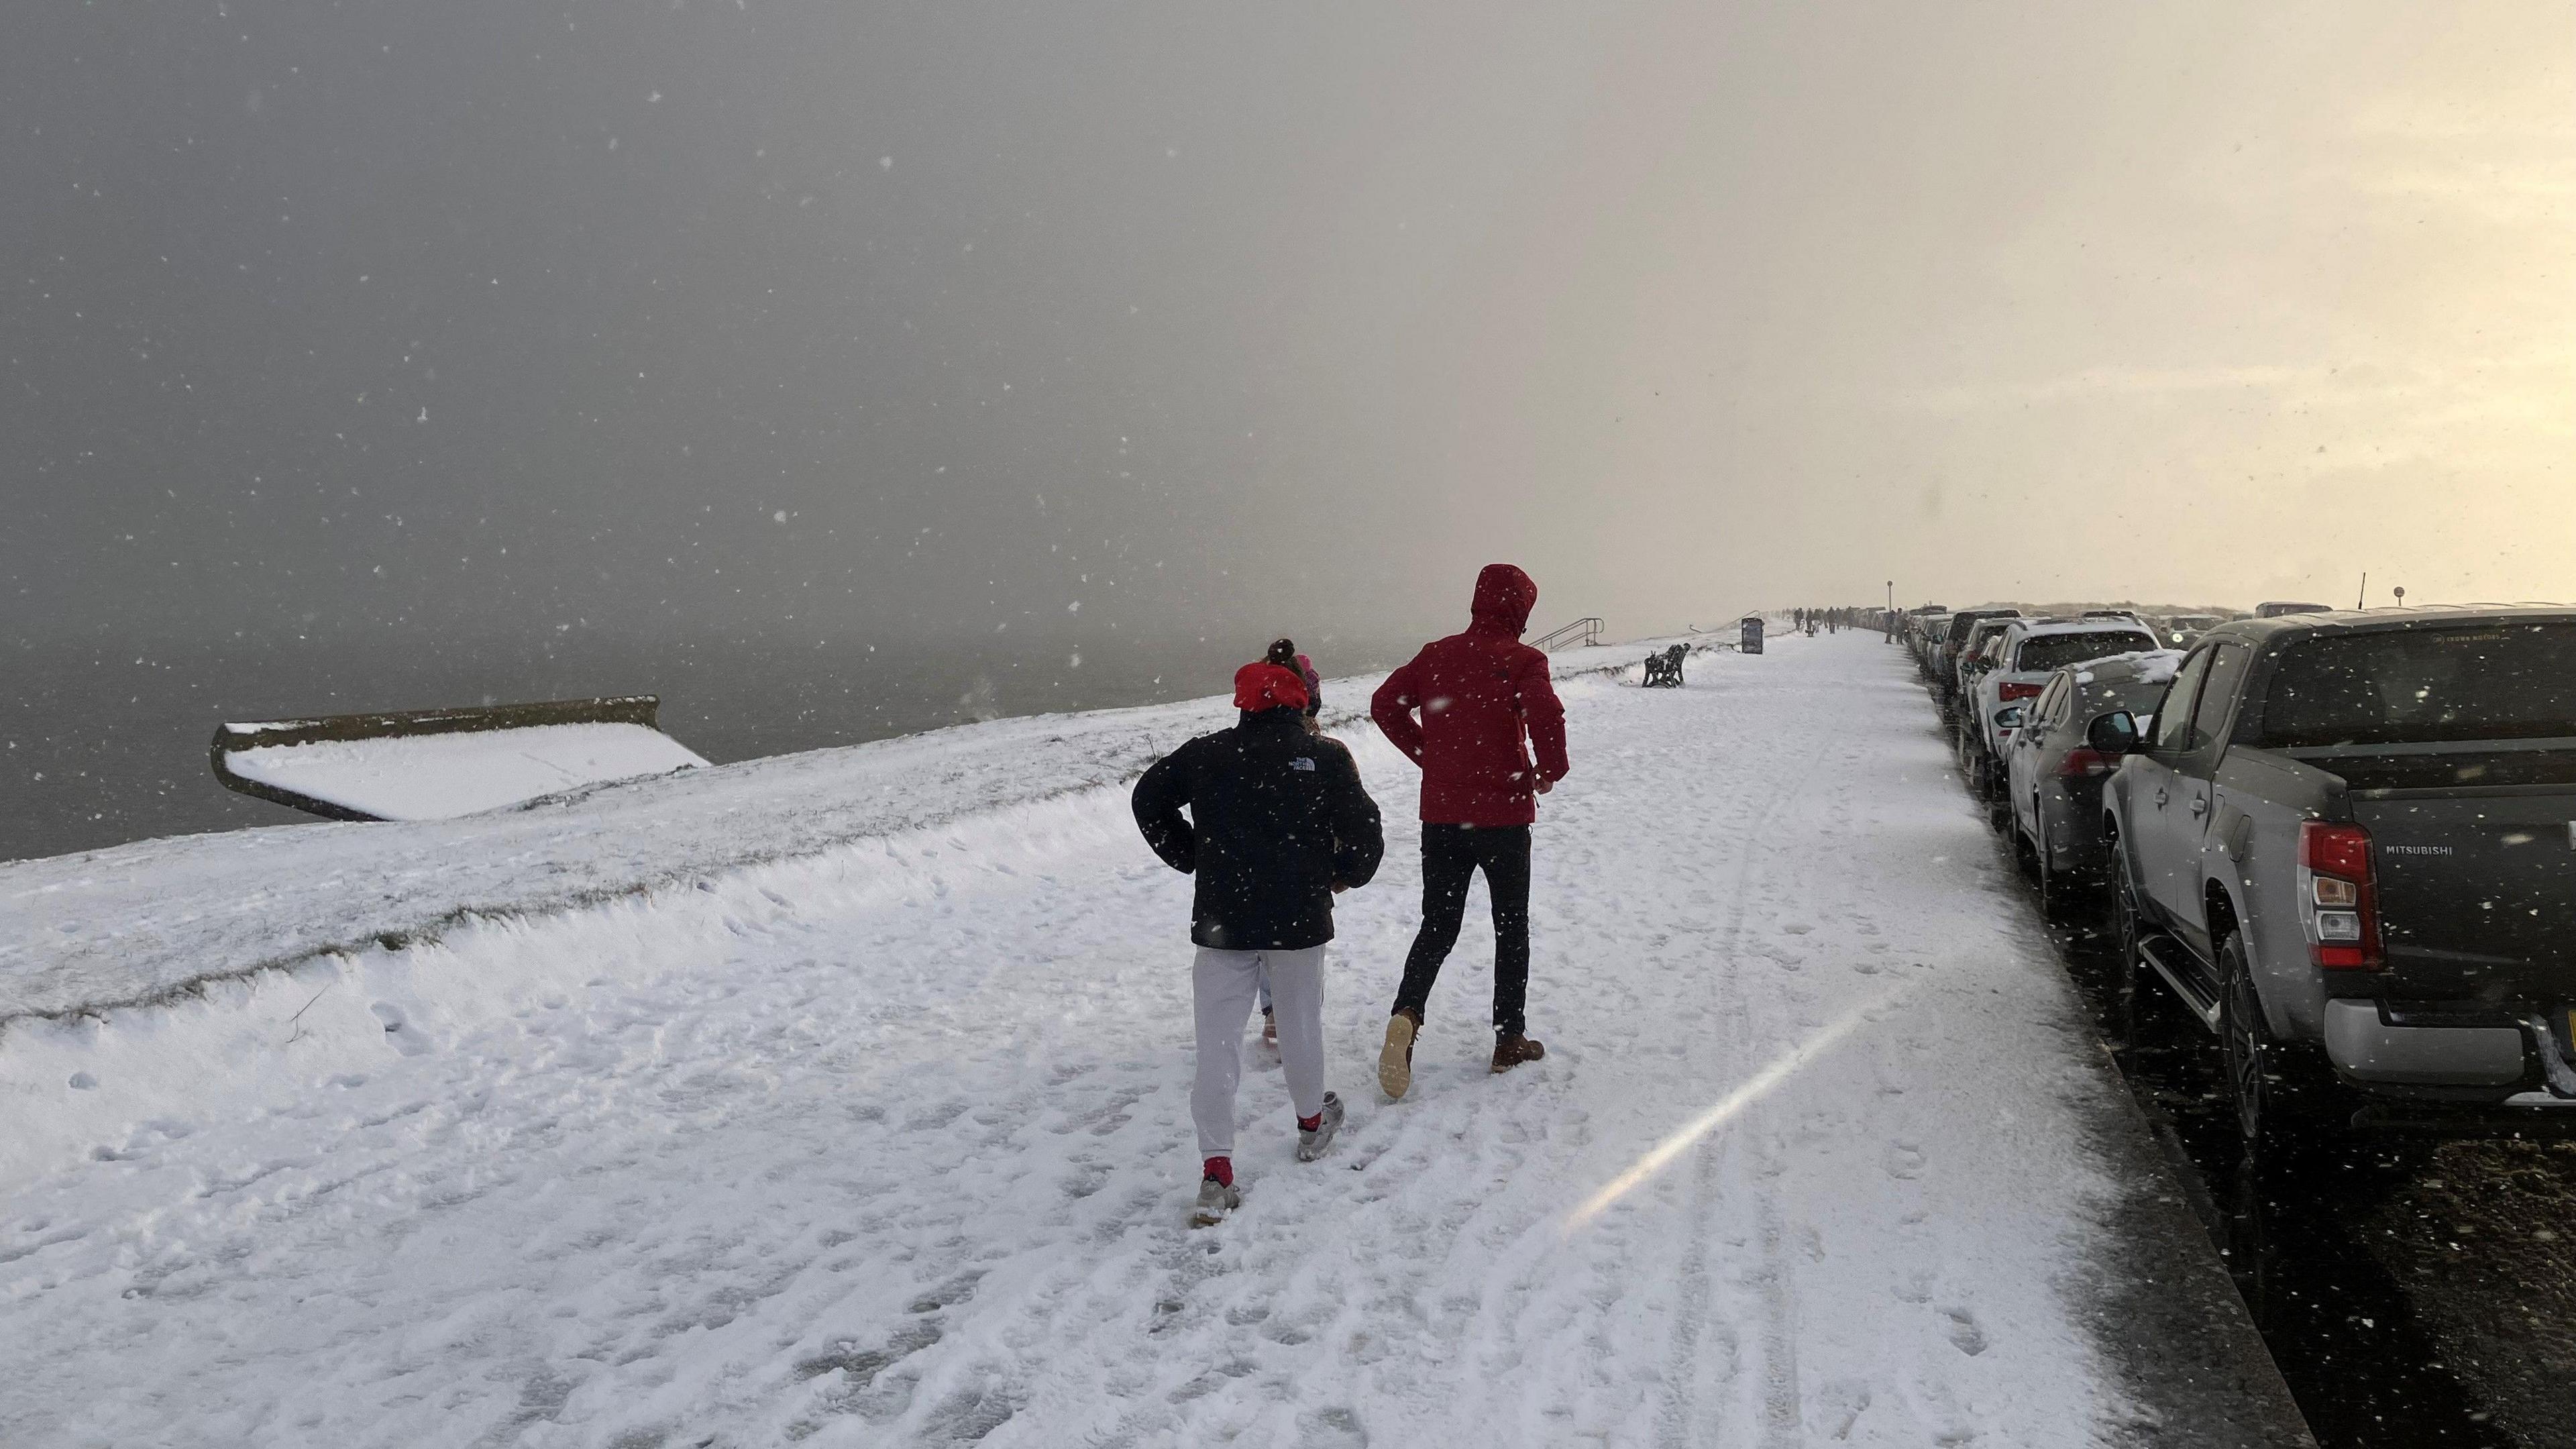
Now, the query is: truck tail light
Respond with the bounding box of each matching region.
[2298,820,2383,970]
[1998,682,2043,703]
[2057,747,2115,777]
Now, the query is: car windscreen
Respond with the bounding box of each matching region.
[2245,623,2576,747]
[2014,632,2155,674]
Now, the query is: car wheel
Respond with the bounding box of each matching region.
[2034,825,2076,923]
[2219,935,2277,1150]
[2112,850,2174,1053]
[2010,812,2039,877]
[2220,932,2338,1168]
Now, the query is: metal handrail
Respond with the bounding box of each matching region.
[1529,616,1604,653]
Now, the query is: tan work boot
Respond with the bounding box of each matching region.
[1377,1010,1421,1100]
[1491,1033,1546,1074]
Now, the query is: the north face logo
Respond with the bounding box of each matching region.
[1291,757,1317,772]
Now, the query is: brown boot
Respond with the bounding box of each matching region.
[1491,1032,1546,1074]
[1378,1010,1421,1101]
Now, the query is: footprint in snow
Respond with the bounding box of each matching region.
[908,1271,983,1313]
[1818,1380,1874,1440]
[1297,1405,1368,1446]
[1941,1306,1989,1356]
[370,1002,433,1057]
[1884,1142,1926,1180]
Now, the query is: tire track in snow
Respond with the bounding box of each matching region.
[1655,710,1834,1449]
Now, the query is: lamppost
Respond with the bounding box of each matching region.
[1884,580,1894,639]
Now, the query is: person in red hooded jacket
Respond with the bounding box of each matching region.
[1370,564,1569,1097]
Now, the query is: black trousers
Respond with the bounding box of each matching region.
[1392,824,1531,1036]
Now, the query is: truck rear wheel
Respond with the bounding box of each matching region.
[2219,932,2341,1169]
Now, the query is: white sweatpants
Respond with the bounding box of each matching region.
[1192,945,1327,1159]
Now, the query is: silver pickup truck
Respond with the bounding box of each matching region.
[2086,606,2576,1153]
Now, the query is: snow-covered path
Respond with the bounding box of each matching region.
[2,637,2284,1446]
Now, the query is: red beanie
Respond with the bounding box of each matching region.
[1234,661,1311,713]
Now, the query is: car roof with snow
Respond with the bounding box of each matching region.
[2202,602,2576,641]
[2066,649,2186,686]
[2003,616,2156,637]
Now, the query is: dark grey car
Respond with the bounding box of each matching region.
[2000,650,2182,917]
[2090,606,2576,1152]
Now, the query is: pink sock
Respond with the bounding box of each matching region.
[1202,1156,1233,1187]
[1297,1112,1322,1132]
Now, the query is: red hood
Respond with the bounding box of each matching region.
[1469,564,1538,637]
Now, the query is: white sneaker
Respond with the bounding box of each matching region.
[1297,1092,1346,1162]
[1189,1177,1241,1228]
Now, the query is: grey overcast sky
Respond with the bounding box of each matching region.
[7,1,2571,652]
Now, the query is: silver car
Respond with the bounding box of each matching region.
[2000,651,2182,917]
[1963,619,2162,804]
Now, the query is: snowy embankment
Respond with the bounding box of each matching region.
[0,641,1650,1024]
[0,635,2304,1447]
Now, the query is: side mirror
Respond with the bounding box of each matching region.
[2086,710,2141,756]
[1994,706,2025,733]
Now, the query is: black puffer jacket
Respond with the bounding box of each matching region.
[1132,706,1384,950]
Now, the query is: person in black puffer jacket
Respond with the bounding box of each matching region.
[1133,658,1383,1224]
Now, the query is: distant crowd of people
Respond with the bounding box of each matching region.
[1791,606,1880,635]
[1130,564,1570,1226]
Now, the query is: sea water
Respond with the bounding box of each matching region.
[4,630,1405,862]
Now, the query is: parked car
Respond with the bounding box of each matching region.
[1930,608,2019,705]
[1962,618,2163,802]
[2088,606,2576,1154]
[2253,600,2332,619]
[2002,649,2184,916]
[1910,612,1953,675]
[2161,613,2226,647]
[1941,612,2023,728]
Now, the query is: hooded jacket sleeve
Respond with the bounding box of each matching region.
[1370,656,1428,765]
[1130,741,1197,873]
[1516,648,1570,784]
[1323,743,1384,889]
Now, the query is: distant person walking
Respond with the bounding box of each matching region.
[1371,564,1570,1099]
[1263,637,1326,735]
[1133,655,1384,1226]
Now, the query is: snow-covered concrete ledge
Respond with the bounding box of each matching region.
[213,698,711,822]
[0,635,2309,1444]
